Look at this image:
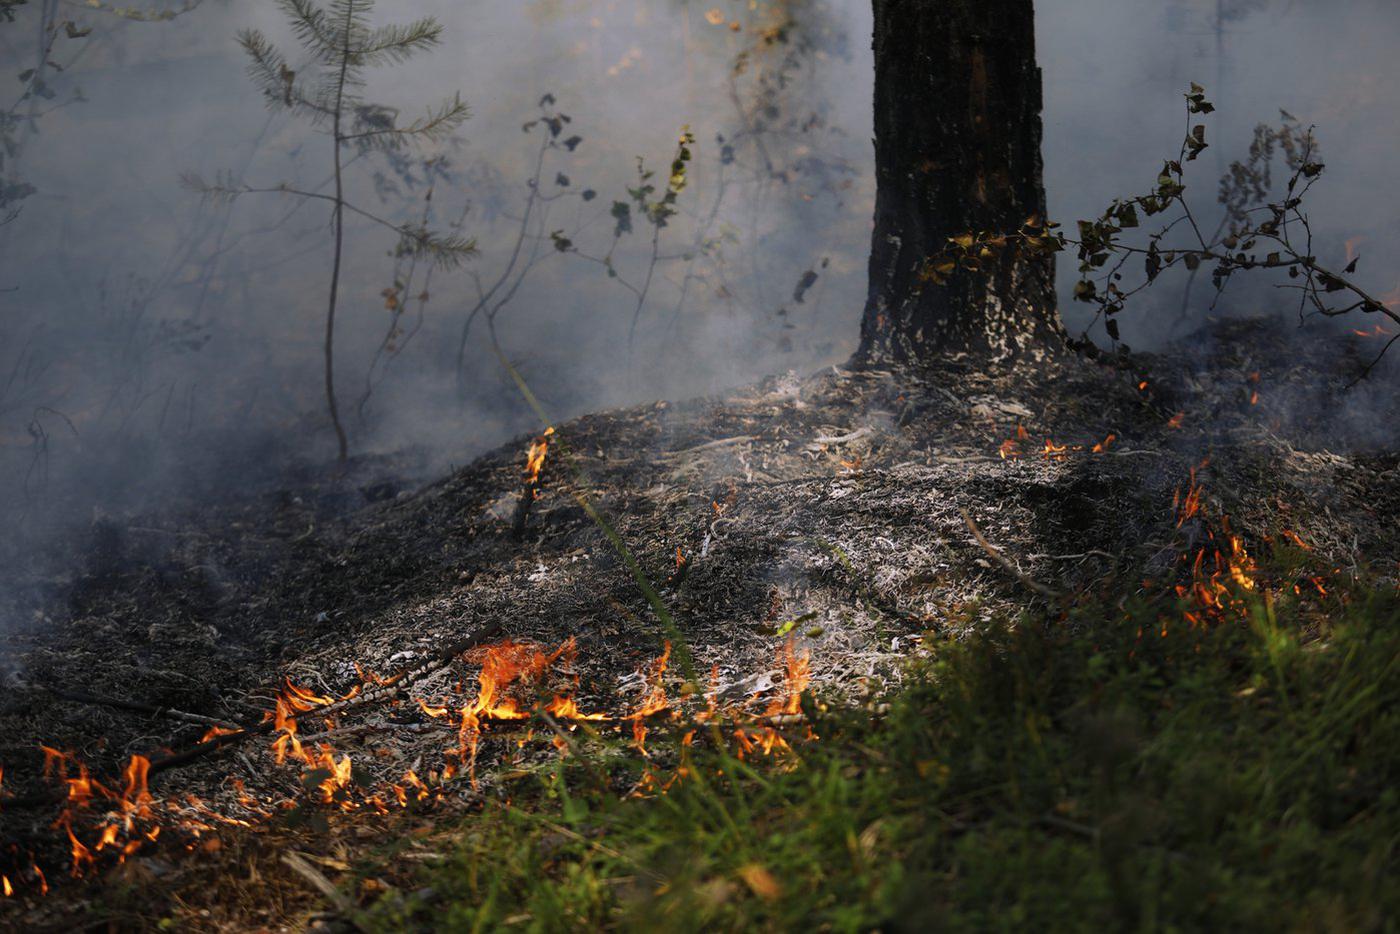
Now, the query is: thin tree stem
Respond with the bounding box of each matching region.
[325,1,353,463]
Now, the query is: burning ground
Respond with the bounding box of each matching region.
[0,317,1397,929]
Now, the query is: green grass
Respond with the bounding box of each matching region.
[362,566,1400,932]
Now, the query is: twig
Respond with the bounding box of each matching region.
[666,435,760,457]
[282,851,366,932]
[44,687,242,731]
[960,509,1065,600]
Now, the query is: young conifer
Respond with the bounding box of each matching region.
[231,0,472,460]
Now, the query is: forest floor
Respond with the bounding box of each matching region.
[0,318,1397,931]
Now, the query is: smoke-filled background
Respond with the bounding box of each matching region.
[1,0,1398,561]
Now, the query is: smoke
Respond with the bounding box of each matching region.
[1040,0,1400,345]
[0,0,1397,594]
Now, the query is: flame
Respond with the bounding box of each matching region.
[765,639,810,718]
[1174,461,1207,528]
[119,755,152,826]
[1042,439,1069,461]
[1091,433,1116,454]
[306,744,354,805]
[999,423,1030,459]
[631,642,673,754]
[1170,465,1259,627]
[524,427,555,488]
[1167,412,1186,430]
[455,638,578,785]
[15,627,827,867]
[415,697,450,718]
[1352,324,1393,338]
[738,640,813,758]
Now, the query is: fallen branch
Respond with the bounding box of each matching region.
[44,687,242,732]
[282,851,367,932]
[960,508,1065,600]
[667,435,760,457]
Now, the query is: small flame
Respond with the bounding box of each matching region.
[1167,412,1186,430]
[999,423,1030,460]
[1091,433,1116,454]
[631,642,673,754]
[524,427,555,487]
[765,639,810,718]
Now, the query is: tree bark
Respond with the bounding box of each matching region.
[857,0,1063,365]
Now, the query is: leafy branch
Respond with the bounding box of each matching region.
[918,85,1399,379]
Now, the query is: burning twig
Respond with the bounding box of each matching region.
[960,509,1065,600]
[513,427,554,539]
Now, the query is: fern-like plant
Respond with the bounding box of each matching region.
[222,0,471,460]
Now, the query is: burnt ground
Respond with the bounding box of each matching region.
[0,317,1397,929]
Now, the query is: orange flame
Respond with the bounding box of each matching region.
[455,638,578,785]
[524,427,555,487]
[631,642,673,754]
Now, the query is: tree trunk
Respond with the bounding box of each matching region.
[857,0,1063,365]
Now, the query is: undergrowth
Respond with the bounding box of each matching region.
[358,560,1400,932]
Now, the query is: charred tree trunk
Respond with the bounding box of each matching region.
[857,0,1064,365]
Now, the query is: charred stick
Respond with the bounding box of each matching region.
[513,429,553,539]
[512,478,539,539]
[44,687,243,731]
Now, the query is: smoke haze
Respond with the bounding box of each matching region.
[1,0,1397,580]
